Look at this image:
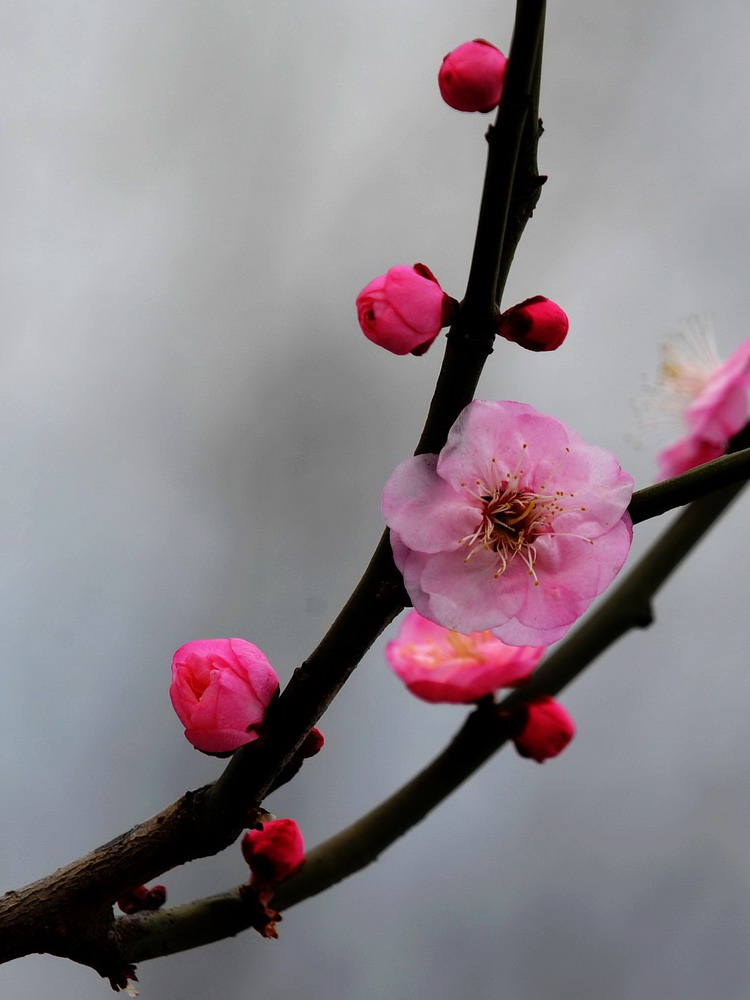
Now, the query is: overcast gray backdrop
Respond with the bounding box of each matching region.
[2,1,750,998]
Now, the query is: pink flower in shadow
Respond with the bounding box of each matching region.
[386,610,545,703]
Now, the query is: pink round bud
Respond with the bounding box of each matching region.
[170,638,280,756]
[438,39,508,113]
[242,818,306,885]
[497,296,569,352]
[512,696,576,762]
[356,263,455,356]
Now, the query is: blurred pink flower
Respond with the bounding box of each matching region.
[382,400,633,646]
[497,295,569,353]
[170,638,279,756]
[356,263,455,356]
[512,696,576,762]
[438,39,507,113]
[386,610,545,703]
[242,818,306,886]
[657,335,750,478]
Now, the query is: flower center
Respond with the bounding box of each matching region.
[403,629,496,671]
[660,354,714,403]
[461,482,560,581]
[445,630,484,660]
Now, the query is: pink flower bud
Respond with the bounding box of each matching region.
[116,884,167,915]
[356,263,455,356]
[438,39,507,113]
[512,696,576,762]
[242,818,306,886]
[170,638,279,756]
[497,296,569,352]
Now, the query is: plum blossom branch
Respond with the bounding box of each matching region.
[2,422,748,974]
[5,0,746,979]
[206,0,549,824]
[0,5,551,974]
[112,437,750,963]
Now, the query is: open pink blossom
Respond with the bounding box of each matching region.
[386,610,545,703]
[170,638,279,756]
[438,39,507,113]
[356,263,455,356]
[382,400,633,646]
[512,696,576,762]
[657,336,750,478]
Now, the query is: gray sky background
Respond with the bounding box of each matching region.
[2,2,750,998]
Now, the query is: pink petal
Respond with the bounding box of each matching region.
[417,546,529,633]
[185,726,260,755]
[491,616,573,646]
[437,400,548,487]
[382,454,480,553]
[384,266,447,333]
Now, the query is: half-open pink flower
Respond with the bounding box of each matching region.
[497,296,569,352]
[170,638,279,756]
[356,263,455,356]
[512,696,576,762]
[242,818,306,886]
[382,400,633,646]
[386,610,545,703]
[656,334,750,478]
[438,39,507,113]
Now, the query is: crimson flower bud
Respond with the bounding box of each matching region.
[242,818,306,886]
[116,883,167,915]
[497,296,569,352]
[438,39,507,113]
[300,726,325,758]
[356,263,456,356]
[512,696,576,762]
